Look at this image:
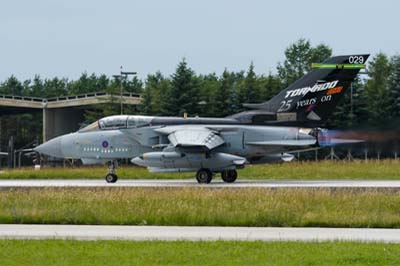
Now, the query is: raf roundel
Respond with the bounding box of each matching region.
[102,141,109,148]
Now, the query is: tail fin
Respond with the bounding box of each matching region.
[242,54,369,125]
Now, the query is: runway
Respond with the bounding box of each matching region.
[1,179,400,188]
[1,224,400,242]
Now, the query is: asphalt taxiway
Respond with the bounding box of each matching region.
[1,224,400,242]
[1,179,400,188]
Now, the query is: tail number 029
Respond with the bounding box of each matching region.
[348,56,364,64]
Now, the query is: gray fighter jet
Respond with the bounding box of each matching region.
[35,54,369,183]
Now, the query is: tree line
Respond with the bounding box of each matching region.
[1,39,400,152]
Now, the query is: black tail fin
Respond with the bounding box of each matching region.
[242,54,369,125]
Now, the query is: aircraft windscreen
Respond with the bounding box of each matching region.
[79,121,100,132]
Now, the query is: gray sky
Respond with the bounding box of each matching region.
[1,0,399,81]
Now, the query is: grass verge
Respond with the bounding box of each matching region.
[1,240,400,266]
[2,187,400,227]
[0,159,400,180]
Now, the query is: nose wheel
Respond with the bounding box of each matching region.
[105,173,118,183]
[105,160,118,183]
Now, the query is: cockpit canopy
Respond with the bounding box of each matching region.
[80,115,153,132]
[99,115,128,129]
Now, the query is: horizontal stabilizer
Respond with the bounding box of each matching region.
[246,139,317,147]
[242,102,275,111]
[311,63,366,69]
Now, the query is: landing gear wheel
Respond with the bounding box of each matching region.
[105,173,118,183]
[105,160,119,183]
[221,170,237,183]
[196,168,213,184]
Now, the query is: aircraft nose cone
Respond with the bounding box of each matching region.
[34,136,64,158]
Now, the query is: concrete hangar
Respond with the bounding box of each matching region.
[0,92,141,142]
[0,92,141,167]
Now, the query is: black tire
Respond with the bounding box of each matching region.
[105,173,118,183]
[196,169,212,184]
[221,170,237,183]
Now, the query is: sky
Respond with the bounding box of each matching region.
[0,0,399,81]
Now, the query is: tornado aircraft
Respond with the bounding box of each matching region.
[35,54,369,183]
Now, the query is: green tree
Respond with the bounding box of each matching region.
[388,55,400,120]
[139,73,164,115]
[351,77,369,127]
[43,77,68,98]
[309,44,333,67]
[0,75,24,95]
[364,53,392,126]
[238,62,260,108]
[138,72,172,116]
[139,87,152,115]
[69,73,98,95]
[327,77,370,129]
[198,73,220,117]
[259,73,283,101]
[123,76,143,94]
[152,73,172,116]
[229,71,245,114]
[213,69,233,117]
[277,39,332,87]
[164,59,200,116]
[96,74,110,92]
[29,75,44,97]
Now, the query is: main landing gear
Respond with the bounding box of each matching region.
[221,170,237,183]
[196,168,213,184]
[195,168,238,184]
[105,160,118,183]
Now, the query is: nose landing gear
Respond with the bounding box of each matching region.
[105,160,118,183]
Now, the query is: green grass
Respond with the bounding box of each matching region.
[1,159,400,180]
[1,240,400,266]
[2,187,400,227]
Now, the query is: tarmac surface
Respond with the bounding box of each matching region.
[1,224,400,242]
[1,179,400,188]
